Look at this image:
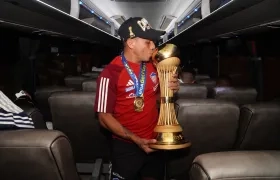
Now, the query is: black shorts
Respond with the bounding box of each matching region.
[110,138,165,180]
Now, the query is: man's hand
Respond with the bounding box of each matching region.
[132,136,157,154]
[168,73,180,93]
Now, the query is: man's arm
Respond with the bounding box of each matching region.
[98,112,137,141]
[99,112,156,153]
[94,66,136,141]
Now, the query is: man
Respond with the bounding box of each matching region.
[94,17,180,180]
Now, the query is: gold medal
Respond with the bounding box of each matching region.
[134,96,144,112]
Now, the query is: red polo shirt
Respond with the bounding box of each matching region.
[94,55,159,141]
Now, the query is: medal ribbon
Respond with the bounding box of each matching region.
[121,53,146,97]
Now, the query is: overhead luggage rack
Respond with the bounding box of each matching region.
[0,0,121,46]
[167,0,280,45]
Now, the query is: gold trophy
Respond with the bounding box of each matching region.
[150,44,191,150]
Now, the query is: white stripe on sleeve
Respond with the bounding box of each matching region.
[97,77,110,113]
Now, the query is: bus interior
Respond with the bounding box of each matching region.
[0,0,280,180]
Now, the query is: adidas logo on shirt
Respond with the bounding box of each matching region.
[125,80,135,92]
[126,80,134,86]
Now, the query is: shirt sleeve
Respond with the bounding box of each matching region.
[94,65,119,113]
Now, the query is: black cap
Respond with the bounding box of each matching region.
[118,17,166,42]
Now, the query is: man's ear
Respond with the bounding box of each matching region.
[126,38,135,49]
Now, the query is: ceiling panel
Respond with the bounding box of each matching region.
[112,0,167,2]
[89,0,196,31]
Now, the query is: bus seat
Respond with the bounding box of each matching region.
[234,102,280,150]
[35,86,74,122]
[175,84,207,99]
[209,87,257,105]
[197,79,217,89]
[190,151,280,180]
[168,99,239,179]
[195,74,210,81]
[48,91,110,164]
[0,130,80,180]
[82,72,100,79]
[82,80,97,92]
[64,76,93,90]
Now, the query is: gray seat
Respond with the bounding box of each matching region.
[82,72,100,79]
[190,151,280,180]
[168,99,239,179]
[82,80,97,92]
[35,86,74,122]
[176,84,207,99]
[64,76,93,90]
[209,87,257,105]
[234,102,280,150]
[48,91,110,163]
[195,74,210,81]
[197,79,216,90]
[0,130,80,180]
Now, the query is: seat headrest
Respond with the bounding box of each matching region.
[0,129,64,147]
[64,75,91,81]
[209,87,257,105]
[197,79,216,88]
[35,86,74,97]
[0,130,79,180]
[49,91,95,105]
[195,74,210,81]
[176,84,207,99]
[82,80,97,92]
[235,102,280,150]
[82,72,99,79]
[190,151,280,180]
[64,76,93,90]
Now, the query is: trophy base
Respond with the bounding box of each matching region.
[150,142,191,150]
[150,125,191,150]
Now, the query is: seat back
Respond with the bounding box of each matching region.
[82,80,97,92]
[49,91,110,163]
[82,72,100,79]
[176,84,207,99]
[209,87,257,105]
[235,102,280,150]
[35,86,74,122]
[195,74,210,81]
[64,76,92,90]
[0,130,79,180]
[197,79,216,89]
[168,99,239,179]
[190,151,280,180]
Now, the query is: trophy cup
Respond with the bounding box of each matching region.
[150,44,191,150]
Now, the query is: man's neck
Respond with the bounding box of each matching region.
[123,50,142,64]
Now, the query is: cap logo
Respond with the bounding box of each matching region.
[137,18,151,32]
[128,26,135,38]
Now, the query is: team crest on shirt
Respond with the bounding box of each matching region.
[150,72,157,84]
